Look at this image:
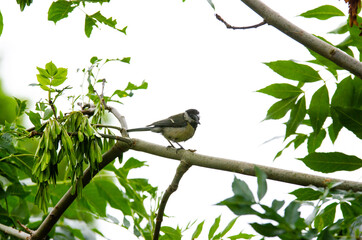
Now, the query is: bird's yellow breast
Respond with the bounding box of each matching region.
[161,123,195,142]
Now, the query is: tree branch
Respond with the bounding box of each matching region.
[131,138,362,192]
[30,141,131,240]
[3,136,361,239]
[236,0,362,78]
[215,14,266,29]
[0,223,30,240]
[104,104,129,137]
[153,160,191,240]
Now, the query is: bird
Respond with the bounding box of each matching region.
[127,109,200,149]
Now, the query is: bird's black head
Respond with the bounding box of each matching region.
[185,109,200,128]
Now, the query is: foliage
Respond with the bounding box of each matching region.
[0,57,153,239]
[0,1,361,240]
[219,172,362,240]
[0,0,125,38]
[257,5,362,171]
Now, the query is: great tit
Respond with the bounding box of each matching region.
[127,109,200,149]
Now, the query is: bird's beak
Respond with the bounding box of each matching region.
[196,117,200,125]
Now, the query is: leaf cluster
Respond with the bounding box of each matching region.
[219,171,362,239]
[0,0,125,38]
[84,56,148,106]
[257,4,362,174]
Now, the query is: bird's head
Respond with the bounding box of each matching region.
[184,109,200,127]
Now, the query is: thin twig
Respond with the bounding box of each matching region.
[100,78,106,99]
[104,105,129,137]
[153,160,191,240]
[93,124,123,133]
[215,13,266,29]
[17,220,34,234]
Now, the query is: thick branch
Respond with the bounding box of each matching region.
[131,138,362,192]
[153,160,191,240]
[30,141,130,240]
[0,223,30,240]
[236,0,362,78]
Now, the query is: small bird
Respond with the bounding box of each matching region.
[127,109,200,149]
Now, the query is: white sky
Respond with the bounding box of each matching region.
[0,0,361,239]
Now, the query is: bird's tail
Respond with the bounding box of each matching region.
[127,127,152,132]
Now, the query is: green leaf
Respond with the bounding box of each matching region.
[330,76,361,140]
[255,167,267,201]
[286,96,306,138]
[217,196,257,216]
[352,77,362,107]
[90,11,127,34]
[257,83,303,99]
[299,5,344,20]
[331,76,354,107]
[340,202,356,219]
[264,60,321,82]
[0,162,18,182]
[265,97,297,120]
[125,81,148,91]
[284,201,301,226]
[208,215,221,239]
[45,61,58,76]
[94,180,132,215]
[206,0,215,10]
[83,182,107,217]
[121,57,131,63]
[327,123,339,144]
[228,232,255,240]
[91,11,116,27]
[16,0,33,11]
[271,200,285,211]
[14,97,27,117]
[51,68,68,86]
[307,129,326,153]
[191,221,204,239]
[348,16,362,48]
[331,106,362,139]
[232,177,255,203]
[122,157,146,172]
[213,217,238,239]
[85,15,97,38]
[37,74,51,86]
[26,111,42,129]
[43,108,54,120]
[250,223,284,237]
[290,187,323,201]
[309,85,329,134]
[40,84,54,92]
[299,152,362,173]
[37,66,52,78]
[328,23,348,34]
[0,11,3,37]
[294,134,307,149]
[160,226,182,240]
[48,0,76,24]
[314,203,337,232]
[112,90,129,98]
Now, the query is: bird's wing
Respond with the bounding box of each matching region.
[148,113,187,128]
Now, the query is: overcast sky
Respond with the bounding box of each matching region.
[0,0,360,239]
